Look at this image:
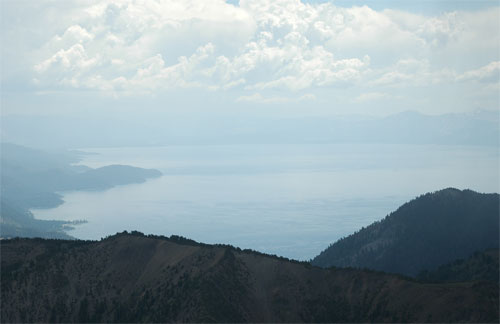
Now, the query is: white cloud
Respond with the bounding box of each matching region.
[49,25,95,50]
[0,0,495,109]
[34,44,98,74]
[457,61,500,83]
[370,58,457,87]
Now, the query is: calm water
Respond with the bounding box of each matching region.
[32,143,499,260]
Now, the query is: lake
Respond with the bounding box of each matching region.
[32,143,499,260]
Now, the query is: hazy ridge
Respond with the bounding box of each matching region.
[0,143,162,239]
[2,110,498,148]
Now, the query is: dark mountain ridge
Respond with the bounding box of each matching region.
[417,248,499,284]
[2,232,498,323]
[312,188,499,276]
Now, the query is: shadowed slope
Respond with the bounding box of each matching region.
[312,188,499,276]
[417,249,499,283]
[2,232,498,323]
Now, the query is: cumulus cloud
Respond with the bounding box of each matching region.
[8,0,497,99]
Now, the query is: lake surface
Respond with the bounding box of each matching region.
[32,143,499,260]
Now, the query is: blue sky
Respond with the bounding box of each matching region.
[305,0,500,14]
[1,0,498,117]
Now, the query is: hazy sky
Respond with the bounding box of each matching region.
[1,0,499,117]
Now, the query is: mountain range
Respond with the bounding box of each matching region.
[1,144,498,322]
[2,110,498,148]
[1,232,498,323]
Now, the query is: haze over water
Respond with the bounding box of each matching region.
[32,143,499,260]
[4,0,499,260]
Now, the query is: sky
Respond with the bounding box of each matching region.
[1,0,499,117]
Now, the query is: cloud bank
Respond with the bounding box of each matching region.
[1,0,498,113]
